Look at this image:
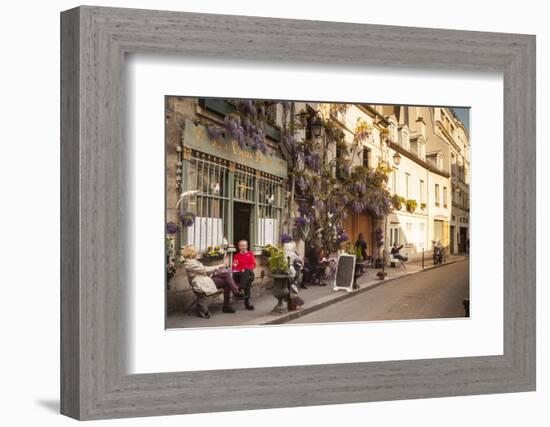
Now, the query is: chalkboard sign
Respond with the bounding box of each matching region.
[333,253,356,292]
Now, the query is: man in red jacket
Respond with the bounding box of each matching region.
[232,240,255,310]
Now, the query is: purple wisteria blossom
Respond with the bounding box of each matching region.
[240,99,257,116]
[206,125,224,141]
[281,233,293,244]
[375,227,384,248]
[313,199,325,212]
[296,176,307,191]
[294,216,309,227]
[304,152,321,171]
[336,231,349,244]
[179,211,196,227]
[351,200,364,213]
[166,222,179,235]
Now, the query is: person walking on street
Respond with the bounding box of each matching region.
[355,233,368,260]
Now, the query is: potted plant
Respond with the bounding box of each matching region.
[267,248,292,314]
[391,194,405,210]
[201,245,225,263]
[261,243,278,257]
[376,270,388,280]
[379,127,390,143]
[405,199,418,213]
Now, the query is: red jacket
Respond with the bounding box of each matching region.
[232,250,256,272]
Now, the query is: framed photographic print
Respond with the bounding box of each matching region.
[61,5,536,420]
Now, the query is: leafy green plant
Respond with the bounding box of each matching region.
[267,248,290,274]
[420,202,426,210]
[261,243,279,257]
[405,199,418,213]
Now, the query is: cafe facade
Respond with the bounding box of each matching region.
[166,97,290,312]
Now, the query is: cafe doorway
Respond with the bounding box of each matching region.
[233,202,252,246]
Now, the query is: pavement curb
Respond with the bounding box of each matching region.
[256,256,467,325]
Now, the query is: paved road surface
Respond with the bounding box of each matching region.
[288,259,469,324]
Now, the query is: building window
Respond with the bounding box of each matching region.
[437,154,443,170]
[451,153,456,176]
[443,186,448,208]
[417,141,423,158]
[435,184,440,206]
[182,152,284,251]
[336,143,349,179]
[388,116,398,143]
[234,169,255,203]
[399,127,410,150]
[257,176,284,246]
[391,170,398,195]
[362,148,371,169]
[390,228,400,246]
[405,173,410,199]
[185,156,230,251]
[419,179,425,203]
[403,222,412,245]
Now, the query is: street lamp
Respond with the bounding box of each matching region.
[311,115,324,139]
[392,151,402,166]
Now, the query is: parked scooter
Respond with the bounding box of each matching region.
[433,241,443,265]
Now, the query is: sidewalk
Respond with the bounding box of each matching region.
[166,254,468,329]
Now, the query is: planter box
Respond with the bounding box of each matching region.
[201,255,225,263]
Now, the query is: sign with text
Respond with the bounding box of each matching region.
[333,253,356,292]
[184,119,288,178]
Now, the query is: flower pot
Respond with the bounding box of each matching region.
[270,273,291,314]
[376,271,388,280]
[203,255,224,262]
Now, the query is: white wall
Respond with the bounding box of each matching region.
[0,1,547,426]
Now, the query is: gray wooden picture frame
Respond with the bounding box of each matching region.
[60,5,536,421]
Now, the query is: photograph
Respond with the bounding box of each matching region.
[165,97,471,328]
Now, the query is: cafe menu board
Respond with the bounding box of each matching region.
[333,253,356,292]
